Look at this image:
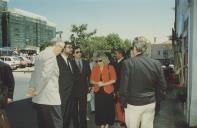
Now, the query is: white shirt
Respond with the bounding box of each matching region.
[29,47,61,105]
[61,53,73,72]
[117,58,124,63]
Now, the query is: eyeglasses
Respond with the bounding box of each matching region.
[75,51,82,54]
[96,60,103,63]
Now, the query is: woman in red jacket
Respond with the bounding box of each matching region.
[90,53,117,128]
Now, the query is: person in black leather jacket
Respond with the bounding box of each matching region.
[120,36,166,128]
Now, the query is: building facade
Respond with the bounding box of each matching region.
[151,41,174,65]
[174,0,197,127]
[0,0,56,49]
[0,0,8,47]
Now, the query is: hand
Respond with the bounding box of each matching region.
[91,87,94,92]
[7,98,13,104]
[27,87,37,97]
[98,81,104,87]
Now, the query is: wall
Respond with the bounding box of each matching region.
[188,0,197,126]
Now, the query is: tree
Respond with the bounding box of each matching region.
[105,33,123,51]
[39,42,50,51]
[123,39,132,57]
[70,24,96,46]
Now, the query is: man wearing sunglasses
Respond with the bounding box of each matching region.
[71,46,91,128]
[56,41,75,128]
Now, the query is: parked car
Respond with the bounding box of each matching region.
[26,56,35,66]
[15,56,27,68]
[19,56,33,67]
[0,56,18,70]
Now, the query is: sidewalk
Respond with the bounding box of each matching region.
[86,90,188,128]
[154,90,188,128]
[5,86,188,128]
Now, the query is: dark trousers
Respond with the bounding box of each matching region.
[62,98,76,128]
[72,94,87,128]
[34,103,63,128]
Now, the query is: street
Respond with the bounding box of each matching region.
[13,71,31,101]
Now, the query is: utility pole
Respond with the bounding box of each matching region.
[154,36,157,43]
[56,31,63,39]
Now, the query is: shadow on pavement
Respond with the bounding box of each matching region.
[5,98,38,128]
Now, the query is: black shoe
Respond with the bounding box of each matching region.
[120,122,126,128]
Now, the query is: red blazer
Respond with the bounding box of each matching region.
[90,64,117,94]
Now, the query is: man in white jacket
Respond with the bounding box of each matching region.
[27,37,65,128]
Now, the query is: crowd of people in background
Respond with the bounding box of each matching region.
[0,35,168,128]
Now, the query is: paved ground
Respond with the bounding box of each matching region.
[5,72,189,128]
[154,98,188,128]
[5,91,188,128]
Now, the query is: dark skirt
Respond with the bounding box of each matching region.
[95,88,115,125]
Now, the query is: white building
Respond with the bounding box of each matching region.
[174,0,197,127]
[151,41,174,64]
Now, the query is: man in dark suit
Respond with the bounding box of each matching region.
[114,48,125,95]
[114,48,126,126]
[0,61,15,105]
[56,41,75,128]
[71,46,91,128]
[0,60,15,127]
[120,36,166,128]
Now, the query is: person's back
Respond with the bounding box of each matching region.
[120,36,166,128]
[124,54,165,106]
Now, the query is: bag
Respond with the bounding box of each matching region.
[115,95,125,123]
[87,93,92,102]
[0,81,8,109]
[0,109,10,128]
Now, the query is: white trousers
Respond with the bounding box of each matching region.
[125,102,156,128]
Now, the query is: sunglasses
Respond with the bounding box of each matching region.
[96,60,103,63]
[75,51,82,54]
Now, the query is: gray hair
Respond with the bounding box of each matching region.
[49,37,63,46]
[132,36,150,53]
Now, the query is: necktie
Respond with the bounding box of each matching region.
[67,59,72,72]
[78,60,82,72]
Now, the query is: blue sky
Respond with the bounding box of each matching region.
[9,0,175,43]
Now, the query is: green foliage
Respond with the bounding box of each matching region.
[40,42,50,51]
[70,24,96,46]
[105,33,123,51]
[69,24,132,59]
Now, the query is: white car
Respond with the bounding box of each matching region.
[0,56,18,70]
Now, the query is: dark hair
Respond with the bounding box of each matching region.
[115,48,125,57]
[64,41,73,47]
[73,45,81,53]
[73,45,80,50]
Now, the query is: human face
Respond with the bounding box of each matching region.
[63,44,73,55]
[96,58,104,66]
[74,48,82,59]
[54,42,65,55]
[115,51,121,60]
